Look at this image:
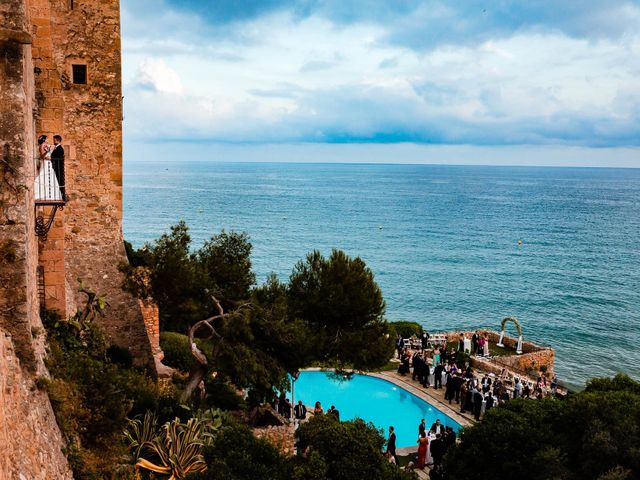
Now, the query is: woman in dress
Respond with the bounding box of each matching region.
[483,334,489,357]
[313,401,324,415]
[38,134,51,160]
[416,431,428,469]
[34,134,61,201]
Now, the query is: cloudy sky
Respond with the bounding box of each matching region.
[120,0,640,166]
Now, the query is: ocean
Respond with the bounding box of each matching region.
[123,161,640,388]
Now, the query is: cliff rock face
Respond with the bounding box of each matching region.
[0,331,73,480]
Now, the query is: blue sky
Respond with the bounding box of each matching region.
[120,0,640,166]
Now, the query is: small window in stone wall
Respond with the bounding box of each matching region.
[72,64,87,84]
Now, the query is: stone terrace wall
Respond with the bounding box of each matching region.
[254,425,296,456]
[444,330,555,378]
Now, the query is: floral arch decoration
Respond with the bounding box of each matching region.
[497,316,523,354]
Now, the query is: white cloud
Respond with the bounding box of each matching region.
[135,58,184,95]
[120,1,640,161]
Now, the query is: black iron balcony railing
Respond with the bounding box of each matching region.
[34,156,65,205]
[34,156,65,239]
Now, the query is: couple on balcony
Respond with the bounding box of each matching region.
[35,134,65,202]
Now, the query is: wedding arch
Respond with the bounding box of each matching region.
[496,316,523,354]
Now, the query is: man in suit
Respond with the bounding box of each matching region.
[328,405,340,421]
[471,331,479,355]
[430,419,444,436]
[386,426,397,463]
[434,363,444,389]
[50,134,65,199]
[293,400,307,424]
[412,351,421,381]
[418,418,426,435]
[473,386,484,420]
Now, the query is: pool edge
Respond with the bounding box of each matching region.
[302,368,474,428]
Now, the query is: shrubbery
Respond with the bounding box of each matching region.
[389,321,423,339]
[189,416,413,480]
[42,309,178,479]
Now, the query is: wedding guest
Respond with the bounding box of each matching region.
[430,434,445,466]
[430,419,444,436]
[514,378,522,399]
[418,418,426,435]
[386,426,397,463]
[294,400,307,423]
[421,331,430,351]
[313,401,324,415]
[434,362,444,389]
[416,431,428,469]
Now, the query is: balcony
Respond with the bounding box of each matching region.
[34,156,65,205]
[34,156,65,239]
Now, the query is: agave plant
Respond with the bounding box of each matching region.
[123,411,158,461]
[124,409,224,479]
[135,417,208,479]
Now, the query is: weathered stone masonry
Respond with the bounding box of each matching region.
[28,0,157,366]
[0,2,72,477]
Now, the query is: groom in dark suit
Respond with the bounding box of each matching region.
[50,134,65,199]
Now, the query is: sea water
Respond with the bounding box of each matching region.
[123,161,640,388]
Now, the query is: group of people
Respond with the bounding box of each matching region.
[273,395,341,426]
[385,418,457,473]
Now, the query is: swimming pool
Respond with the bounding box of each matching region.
[295,371,462,447]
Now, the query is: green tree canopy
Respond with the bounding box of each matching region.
[288,249,394,370]
[122,222,255,332]
[124,225,395,404]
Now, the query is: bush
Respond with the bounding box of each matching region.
[190,423,291,480]
[389,321,423,339]
[160,331,195,372]
[106,344,133,368]
[295,415,411,480]
[42,309,173,479]
[160,331,214,372]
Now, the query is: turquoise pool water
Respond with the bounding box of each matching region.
[295,371,462,447]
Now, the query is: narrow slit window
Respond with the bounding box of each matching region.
[72,64,87,84]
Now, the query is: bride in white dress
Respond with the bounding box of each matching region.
[34,134,62,202]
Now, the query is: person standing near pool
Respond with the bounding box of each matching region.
[416,431,428,469]
[313,401,324,415]
[386,426,397,463]
[418,418,426,435]
[294,400,307,425]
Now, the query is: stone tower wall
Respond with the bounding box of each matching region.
[29,0,156,365]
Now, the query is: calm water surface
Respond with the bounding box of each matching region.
[123,161,640,388]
